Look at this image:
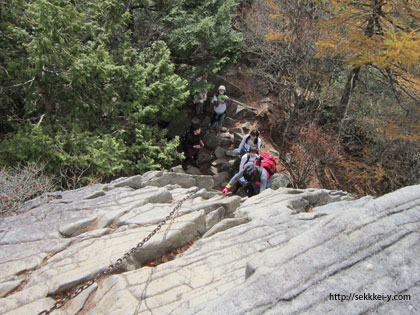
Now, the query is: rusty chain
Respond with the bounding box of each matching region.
[38,191,196,315]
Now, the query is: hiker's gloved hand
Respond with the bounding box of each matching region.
[222,184,231,195]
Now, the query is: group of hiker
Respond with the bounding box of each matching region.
[180,81,277,197]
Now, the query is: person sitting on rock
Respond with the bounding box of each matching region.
[180,123,204,171]
[223,152,276,197]
[207,85,230,136]
[228,145,259,193]
[230,129,261,175]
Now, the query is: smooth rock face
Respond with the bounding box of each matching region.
[1,171,419,315]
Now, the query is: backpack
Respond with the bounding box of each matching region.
[178,130,189,152]
[254,153,277,176]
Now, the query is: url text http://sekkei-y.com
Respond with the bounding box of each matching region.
[329,293,411,302]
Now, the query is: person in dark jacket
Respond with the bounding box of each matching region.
[181,123,204,171]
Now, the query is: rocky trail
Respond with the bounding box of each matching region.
[168,70,289,192]
[1,72,420,314]
[1,169,419,314]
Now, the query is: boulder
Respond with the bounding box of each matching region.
[226,100,238,117]
[202,134,220,150]
[211,159,232,173]
[211,159,229,167]
[209,166,218,176]
[233,132,244,147]
[170,165,184,173]
[271,173,291,189]
[214,147,225,158]
[219,161,233,173]
[219,132,232,140]
[212,171,229,188]
[225,150,238,157]
[242,121,252,133]
[198,152,213,164]
[186,167,201,176]
[203,134,231,150]
[223,117,236,127]
[234,105,257,120]
[229,127,244,134]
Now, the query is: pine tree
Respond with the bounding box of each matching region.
[1,0,243,188]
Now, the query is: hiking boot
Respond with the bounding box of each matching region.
[191,160,200,168]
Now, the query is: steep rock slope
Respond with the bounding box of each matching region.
[0,171,419,314]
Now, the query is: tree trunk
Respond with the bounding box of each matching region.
[280,91,300,155]
[337,66,360,121]
[337,0,383,122]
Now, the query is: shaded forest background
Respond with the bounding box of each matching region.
[1,0,419,213]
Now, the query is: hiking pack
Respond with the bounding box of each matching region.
[243,153,277,184]
[178,130,189,152]
[254,153,277,176]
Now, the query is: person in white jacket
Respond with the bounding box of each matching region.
[239,145,259,173]
[230,130,262,175]
[207,85,230,135]
[234,130,262,156]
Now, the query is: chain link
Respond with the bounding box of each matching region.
[37,192,195,315]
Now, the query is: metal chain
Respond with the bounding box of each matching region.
[38,192,195,315]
